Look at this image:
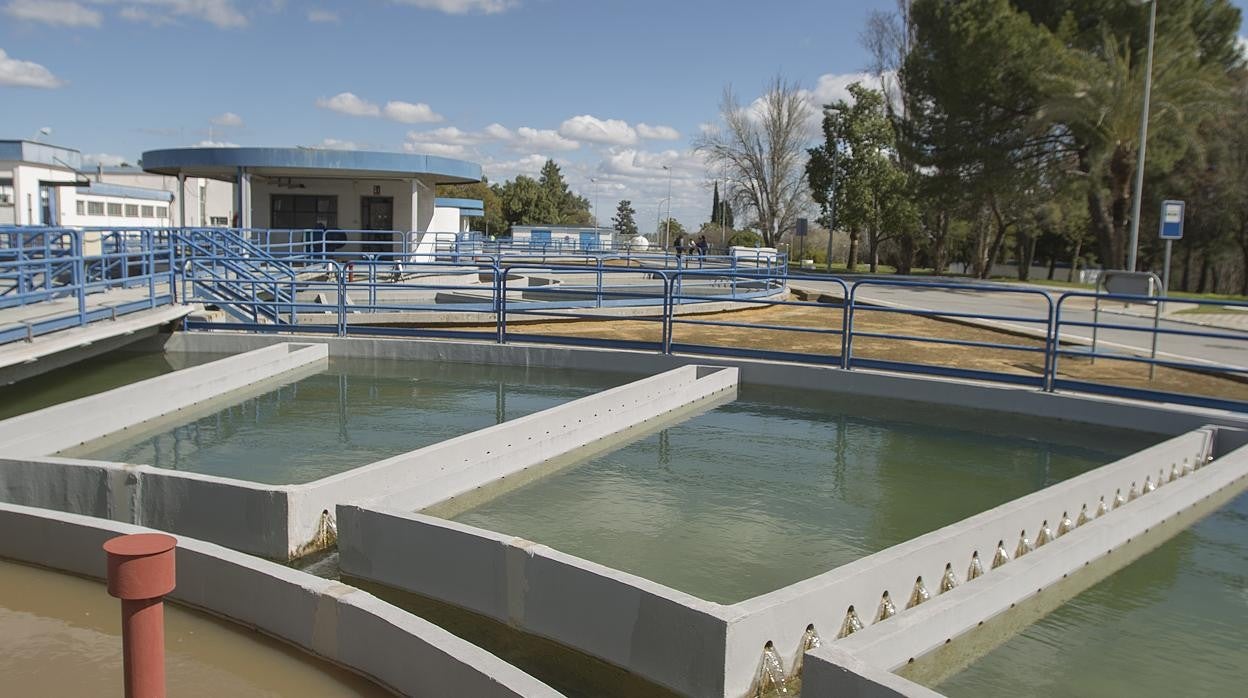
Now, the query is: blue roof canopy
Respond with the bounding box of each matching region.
[141,147,481,184]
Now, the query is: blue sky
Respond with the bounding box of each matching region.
[2,0,1245,229]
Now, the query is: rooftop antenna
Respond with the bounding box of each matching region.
[32,126,52,142]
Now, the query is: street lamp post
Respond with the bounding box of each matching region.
[1126,0,1158,272]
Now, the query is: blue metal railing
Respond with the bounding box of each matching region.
[5,226,1245,412]
[0,227,176,345]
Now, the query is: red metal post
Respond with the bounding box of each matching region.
[104,533,177,698]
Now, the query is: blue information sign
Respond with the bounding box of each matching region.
[796,218,808,237]
[1159,200,1184,240]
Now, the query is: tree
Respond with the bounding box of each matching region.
[495,176,547,227]
[901,0,1070,277]
[1040,28,1229,269]
[695,76,812,247]
[537,159,593,225]
[658,218,687,243]
[612,199,639,237]
[808,83,918,273]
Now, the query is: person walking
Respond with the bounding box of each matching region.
[673,235,685,265]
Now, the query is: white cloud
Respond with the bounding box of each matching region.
[192,140,239,147]
[318,93,444,124]
[312,138,358,150]
[307,8,338,23]
[116,0,247,28]
[83,153,129,166]
[806,72,878,107]
[0,48,66,88]
[637,123,680,140]
[482,153,550,180]
[405,142,466,157]
[514,126,578,151]
[211,111,244,127]
[404,122,577,155]
[391,0,517,15]
[4,0,101,27]
[1238,36,1248,60]
[316,92,380,117]
[382,100,443,124]
[559,115,637,146]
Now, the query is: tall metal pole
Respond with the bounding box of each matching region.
[591,177,599,228]
[1127,0,1157,272]
[663,165,673,249]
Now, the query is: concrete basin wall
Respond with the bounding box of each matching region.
[721,429,1217,694]
[336,508,735,698]
[0,341,328,457]
[0,502,563,698]
[830,441,1248,675]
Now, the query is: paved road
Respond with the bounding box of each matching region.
[792,278,1248,370]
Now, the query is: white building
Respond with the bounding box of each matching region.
[0,140,233,228]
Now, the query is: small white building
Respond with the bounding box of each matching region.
[509,225,615,251]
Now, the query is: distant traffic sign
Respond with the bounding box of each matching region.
[796,218,808,237]
[1159,200,1184,240]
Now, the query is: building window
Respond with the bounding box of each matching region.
[156,206,169,218]
[210,216,228,226]
[77,200,85,215]
[270,194,338,229]
[141,205,154,218]
[88,201,105,216]
[0,179,12,205]
[125,203,139,217]
[107,202,123,216]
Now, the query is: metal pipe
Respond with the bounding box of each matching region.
[104,533,177,698]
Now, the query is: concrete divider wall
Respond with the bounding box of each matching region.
[0,502,563,698]
[0,342,328,457]
[337,507,734,698]
[0,454,295,558]
[718,429,1216,696]
[801,646,947,698]
[311,364,736,512]
[827,441,1248,677]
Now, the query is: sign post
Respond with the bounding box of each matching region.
[1158,200,1184,297]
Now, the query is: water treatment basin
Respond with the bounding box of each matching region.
[932,488,1248,698]
[65,358,631,485]
[444,384,1156,603]
[0,558,387,697]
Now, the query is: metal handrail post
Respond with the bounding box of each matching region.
[146,230,157,308]
[661,273,673,354]
[498,266,509,344]
[72,231,87,328]
[843,281,859,370]
[1041,295,1056,392]
[596,258,603,308]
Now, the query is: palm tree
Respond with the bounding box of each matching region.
[1039,30,1227,269]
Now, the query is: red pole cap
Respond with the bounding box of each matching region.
[104,533,177,600]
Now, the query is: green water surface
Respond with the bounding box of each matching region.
[0,351,228,420]
[451,385,1155,603]
[71,358,629,485]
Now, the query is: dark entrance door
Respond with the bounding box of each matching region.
[360,196,394,254]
